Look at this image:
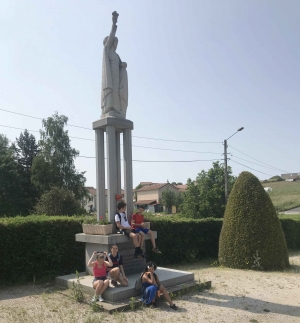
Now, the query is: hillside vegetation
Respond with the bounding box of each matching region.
[262,181,300,212]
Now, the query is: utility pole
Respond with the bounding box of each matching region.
[224,127,244,204]
[224,139,228,203]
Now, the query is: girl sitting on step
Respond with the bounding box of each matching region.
[106,244,128,287]
[88,251,112,302]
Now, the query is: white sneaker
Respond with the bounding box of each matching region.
[91,296,98,302]
[98,295,104,302]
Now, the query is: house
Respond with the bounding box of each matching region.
[175,184,188,192]
[83,187,124,213]
[134,183,179,213]
[281,173,300,181]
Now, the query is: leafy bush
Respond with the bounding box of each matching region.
[145,216,223,265]
[82,215,111,225]
[219,171,289,270]
[0,215,85,285]
[33,187,86,216]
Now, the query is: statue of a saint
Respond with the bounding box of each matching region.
[101,11,128,119]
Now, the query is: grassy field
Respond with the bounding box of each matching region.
[262,181,300,212]
[278,214,300,220]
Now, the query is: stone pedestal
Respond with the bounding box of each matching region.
[93,117,134,229]
[75,232,157,275]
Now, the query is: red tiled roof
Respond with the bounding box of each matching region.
[175,184,188,191]
[134,199,157,205]
[136,183,178,192]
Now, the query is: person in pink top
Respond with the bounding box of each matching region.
[87,251,113,302]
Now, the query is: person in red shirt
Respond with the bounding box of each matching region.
[131,205,161,254]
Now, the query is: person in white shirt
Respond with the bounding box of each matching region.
[115,201,144,258]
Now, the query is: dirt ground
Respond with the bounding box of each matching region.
[1,251,300,323]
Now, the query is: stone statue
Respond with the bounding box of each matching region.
[101,11,128,119]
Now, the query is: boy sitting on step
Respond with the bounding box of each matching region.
[131,205,161,254]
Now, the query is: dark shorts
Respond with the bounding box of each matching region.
[134,228,149,234]
[92,276,107,288]
[123,228,139,237]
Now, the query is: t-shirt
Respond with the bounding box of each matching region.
[106,253,124,269]
[131,213,144,228]
[115,212,130,228]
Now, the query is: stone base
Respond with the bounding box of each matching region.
[76,233,157,275]
[56,267,195,302]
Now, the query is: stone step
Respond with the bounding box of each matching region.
[56,267,194,302]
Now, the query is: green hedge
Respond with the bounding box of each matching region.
[0,215,85,285]
[145,217,223,265]
[1,215,300,285]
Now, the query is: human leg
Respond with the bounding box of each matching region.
[94,280,104,296]
[117,273,128,287]
[159,285,178,309]
[98,279,109,297]
[109,267,120,286]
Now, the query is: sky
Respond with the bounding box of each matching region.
[1,0,299,188]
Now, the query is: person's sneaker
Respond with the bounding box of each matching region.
[98,295,104,302]
[91,296,98,302]
[152,302,159,308]
[134,251,142,258]
[111,280,118,287]
[170,304,178,311]
[152,247,162,254]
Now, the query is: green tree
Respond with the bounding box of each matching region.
[13,130,39,211]
[33,186,85,216]
[181,162,235,218]
[0,134,31,216]
[31,113,87,200]
[174,192,184,212]
[160,189,176,214]
[219,171,289,270]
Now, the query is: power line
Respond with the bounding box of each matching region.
[230,155,288,172]
[0,108,221,144]
[0,108,91,130]
[78,156,223,162]
[230,159,273,176]
[0,124,222,155]
[229,145,290,173]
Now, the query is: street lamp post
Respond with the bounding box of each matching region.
[224,127,244,203]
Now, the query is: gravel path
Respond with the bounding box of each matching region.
[1,251,300,323]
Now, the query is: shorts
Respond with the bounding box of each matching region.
[92,276,107,288]
[134,228,149,234]
[122,228,139,237]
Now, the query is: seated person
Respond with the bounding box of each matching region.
[87,251,112,302]
[132,205,161,254]
[105,243,128,287]
[141,261,178,310]
[115,201,144,258]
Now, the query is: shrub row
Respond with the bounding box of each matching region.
[0,215,85,285]
[1,215,300,284]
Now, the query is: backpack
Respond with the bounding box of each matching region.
[116,213,122,232]
[135,272,144,291]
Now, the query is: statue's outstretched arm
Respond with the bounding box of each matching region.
[106,11,118,49]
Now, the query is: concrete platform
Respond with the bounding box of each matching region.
[56,266,194,302]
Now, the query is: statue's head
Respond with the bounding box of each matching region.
[103,36,118,50]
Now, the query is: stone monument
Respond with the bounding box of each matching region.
[94,11,133,226]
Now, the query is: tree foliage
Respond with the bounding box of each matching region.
[160,189,176,214]
[219,171,289,270]
[31,113,87,200]
[34,187,86,216]
[181,162,236,218]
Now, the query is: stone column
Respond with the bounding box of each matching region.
[123,128,133,222]
[95,128,105,221]
[116,132,122,195]
[106,125,117,224]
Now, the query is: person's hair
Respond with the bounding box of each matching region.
[117,201,127,210]
[144,261,157,272]
[138,205,146,210]
[96,252,105,260]
[111,243,118,251]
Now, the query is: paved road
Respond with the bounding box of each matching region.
[280,206,300,214]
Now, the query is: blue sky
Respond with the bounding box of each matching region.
[1,0,299,188]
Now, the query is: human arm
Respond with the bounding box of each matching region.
[142,272,157,285]
[131,214,144,227]
[115,220,132,230]
[105,11,118,49]
[87,251,97,267]
[104,252,113,267]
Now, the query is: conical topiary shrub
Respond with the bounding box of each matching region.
[219,171,289,270]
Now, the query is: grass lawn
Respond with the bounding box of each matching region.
[262,181,300,212]
[279,214,300,220]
